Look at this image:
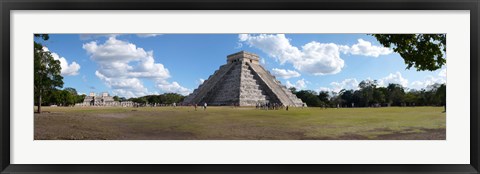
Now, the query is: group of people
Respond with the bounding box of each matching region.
[255,102,289,110]
[192,102,208,111]
[184,102,306,111]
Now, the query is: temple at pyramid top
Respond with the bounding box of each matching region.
[227,51,260,64]
[183,51,304,107]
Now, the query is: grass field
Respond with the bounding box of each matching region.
[34,106,446,140]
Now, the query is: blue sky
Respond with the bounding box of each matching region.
[36,34,446,98]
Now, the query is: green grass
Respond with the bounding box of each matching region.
[34,106,446,140]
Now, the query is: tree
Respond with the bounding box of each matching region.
[372,89,386,105]
[358,80,377,107]
[61,87,85,105]
[119,97,127,102]
[404,90,419,106]
[34,34,49,41]
[386,84,405,106]
[64,87,78,95]
[330,94,344,108]
[371,34,446,71]
[376,87,388,105]
[113,96,120,102]
[145,95,160,104]
[34,34,63,113]
[129,97,148,104]
[162,93,185,104]
[288,87,297,94]
[60,90,75,106]
[434,83,446,111]
[295,90,322,107]
[317,91,330,106]
[76,94,86,104]
[339,89,359,107]
[47,89,62,106]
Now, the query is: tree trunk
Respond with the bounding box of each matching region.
[37,95,41,113]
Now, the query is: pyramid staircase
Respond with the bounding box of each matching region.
[183,51,304,107]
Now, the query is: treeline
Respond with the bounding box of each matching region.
[34,87,86,106]
[127,93,185,104]
[35,87,187,106]
[291,80,446,108]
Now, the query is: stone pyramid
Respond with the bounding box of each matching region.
[183,51,304,107]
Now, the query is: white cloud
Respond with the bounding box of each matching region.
[239,34,343,75]
[80,34,161,40]
[260,58,266,65]
[79,34,119,40]
[318,70,445,92]
[408,68,446,90]
[239,34,392,76]
[286,79,307,89]
[340,39,393,57]
[156,80,191,96]
[83,36,189,97]
[198,78,205,85]
[239,34,302,64]
[95,71,148,98]
[83,37,160,67]
[137,34,162,38]
[324,72,408,92]
[410,76,446,90]
[234,43,243,49]
[238,34,249,41]
[43,47,81,76]
[271,68,301,79]
[298,42,345,75]
[439,68,447,77]
[315,88,336,98]
[378,72,409,87]
[318,87,332,92]
[83,37,170,79]
[329,78,359,93]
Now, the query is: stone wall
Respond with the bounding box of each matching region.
[239,63,276,106]
[248,62,303,107]
[183,63,235,105]
[205,61,241,105]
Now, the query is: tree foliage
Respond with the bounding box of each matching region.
[128,93,186,105]
[371,34,446,71]
[288,87,297,94]
[34,34,63,113]
[318,91,330,106]
[295,90,322,107]
[113,96,120,101]
[34,34,49,41]
[386,84,405,106]
[292,79,446,109]
[37,87,85,106]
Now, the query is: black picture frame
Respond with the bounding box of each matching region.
[1,0,479,173]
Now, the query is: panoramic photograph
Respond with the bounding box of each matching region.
[34,33,446,140]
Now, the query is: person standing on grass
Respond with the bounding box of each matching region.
[204,102,207,111]
[194,103,197,111]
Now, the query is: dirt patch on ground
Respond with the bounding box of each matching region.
[376,128,446,140]
[95,113,131,119]
[118,131,196,140]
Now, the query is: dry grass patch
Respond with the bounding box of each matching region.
[34,106,446,140]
